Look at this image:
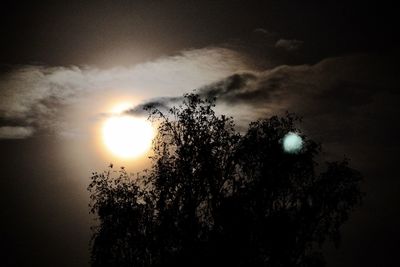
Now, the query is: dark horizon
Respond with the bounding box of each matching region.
[1,1,399,266]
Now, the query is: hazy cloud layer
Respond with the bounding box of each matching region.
[0,126,34,139]
[0,48,249,138]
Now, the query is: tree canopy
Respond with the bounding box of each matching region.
[88,93,363,267]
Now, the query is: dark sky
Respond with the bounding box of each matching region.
[0,1,399,266]
[1,1,397,66]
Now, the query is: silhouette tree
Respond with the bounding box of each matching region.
[88,93,363,267]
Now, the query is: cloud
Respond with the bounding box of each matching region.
[125,54,399,162]
[0,47,249,138]
[123,73,259,116]
[275,39,304,51]
[253,28,271,35]
[125,97,180,116]
[192,54,397,118]
[130,54,382,117]
[0,126,34,139]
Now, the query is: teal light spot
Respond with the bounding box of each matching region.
[283,132,303,154]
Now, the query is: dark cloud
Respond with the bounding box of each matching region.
[206,54,397,117]
[125,98,180,116]
[122,73,257,116]
[253,28,270,35]
[275,39,304,51]
[200,73,258,100]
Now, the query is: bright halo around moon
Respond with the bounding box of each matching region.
[102,115,155,159]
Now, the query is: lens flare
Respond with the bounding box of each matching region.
[283,132,303,154]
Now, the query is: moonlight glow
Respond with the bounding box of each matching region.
[102,116,154,158]
[283,132,303,154]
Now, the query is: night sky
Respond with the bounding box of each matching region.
[0,1,399,266]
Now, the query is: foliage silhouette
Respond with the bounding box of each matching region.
[88,93,363,266]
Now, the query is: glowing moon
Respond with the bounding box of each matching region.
[102,116,154,158]
[283,132,303,154]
